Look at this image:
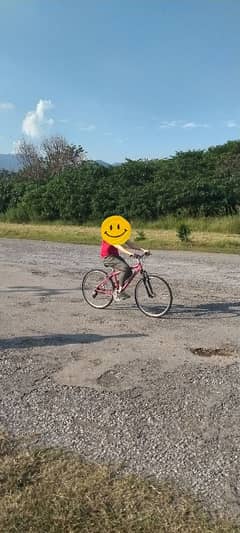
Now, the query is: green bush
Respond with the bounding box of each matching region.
[18,186,47,222]
[0,178,13,213]
[135,229,146,241]
[0,139,240,224]
[177,223,191,242]
[4,205,30,223]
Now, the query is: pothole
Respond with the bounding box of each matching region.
[190,346,237,358]
[97,369,120,387]
[96,360,164,391]
[31,270,47,276]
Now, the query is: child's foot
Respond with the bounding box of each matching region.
[113,289,122,302]
[120,292,131,300]
[113,289,131,302]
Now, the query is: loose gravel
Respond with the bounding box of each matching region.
[0,239,240,520]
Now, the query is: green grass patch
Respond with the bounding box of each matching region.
[0,222,239,254]
[135,215,240,234]
[0,432,238,533]
[0,222,100,245]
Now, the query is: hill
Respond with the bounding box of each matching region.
[0,154,20,171]
[0,154,113,171]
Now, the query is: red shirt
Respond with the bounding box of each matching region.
[100,240,119,258]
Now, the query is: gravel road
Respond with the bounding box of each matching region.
[0,238,240,519]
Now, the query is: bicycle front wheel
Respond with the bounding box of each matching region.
[135,274,173,318]
[82,269,114,309]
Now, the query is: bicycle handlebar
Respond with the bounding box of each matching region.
[132,251,151,260]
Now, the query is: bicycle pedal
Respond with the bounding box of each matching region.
[92,291,97,298]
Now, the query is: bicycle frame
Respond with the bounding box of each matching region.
[83,253,173,317]
[95,257,146,296]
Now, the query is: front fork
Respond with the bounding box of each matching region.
[142,271,154,298]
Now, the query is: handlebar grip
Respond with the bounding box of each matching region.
[132,252,151,259]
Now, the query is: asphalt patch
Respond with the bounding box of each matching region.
[190,346,237,358]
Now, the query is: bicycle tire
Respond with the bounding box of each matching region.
[135,274,173,318]
[82,269,114,309]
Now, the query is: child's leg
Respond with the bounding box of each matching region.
[104,256,131,291]
[119,267,131,291]
[115,258,132,291]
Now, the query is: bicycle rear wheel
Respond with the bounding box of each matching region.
[135,274,172,318]
[82,269,114,309]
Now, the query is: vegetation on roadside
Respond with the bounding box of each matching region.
[0,432,238,533]
[0,221,239,253]
[1,137,240,226]
[1,136,239,252]
[177,223,192,243]
[140,214,240,234]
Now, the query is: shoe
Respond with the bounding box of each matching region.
[113,289,122,302]
[113,289,131,302]
[120,292,131,300]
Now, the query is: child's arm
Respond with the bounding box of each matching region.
[116,241,150,255]
[115,244,133,256]
[125,240,150,254]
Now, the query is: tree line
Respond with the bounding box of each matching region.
[0,136,240,223]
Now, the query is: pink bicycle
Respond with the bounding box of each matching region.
[82,254,173,318]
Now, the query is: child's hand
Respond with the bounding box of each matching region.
[143,249,151,256]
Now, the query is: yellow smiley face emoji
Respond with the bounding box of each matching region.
[101,215,131,245]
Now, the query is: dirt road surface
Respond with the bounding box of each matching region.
[0,239,240,518]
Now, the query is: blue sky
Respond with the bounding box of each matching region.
[0,0,240,162]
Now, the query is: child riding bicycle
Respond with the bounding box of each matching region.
[100,239,150,301]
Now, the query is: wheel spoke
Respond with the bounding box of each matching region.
[135,275,172,317]
[82,270,113,309]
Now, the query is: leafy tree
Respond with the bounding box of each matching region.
[41,136,86,176]
[0,175,13,213]
[17,136,87,181]
[1,138,240,223]
[17,139,45,181]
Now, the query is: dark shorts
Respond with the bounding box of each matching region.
[103,255,132,285]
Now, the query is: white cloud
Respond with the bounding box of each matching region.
[79,124,96,132]
[22,99,54,138]
[182,122,197,128]
[226,120,240,128]
[0,102,15,111]
[104,131,113,136]
[182,122,209,129]
[158,120,209,129]
[159,120,178,129]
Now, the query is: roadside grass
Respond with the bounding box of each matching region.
[0,222,100,245]
[0,432,238,533]
[0,222,240,254]
[135,215,240,234]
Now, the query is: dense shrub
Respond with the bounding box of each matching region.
[1,140,240,223]
[177,223,191,242]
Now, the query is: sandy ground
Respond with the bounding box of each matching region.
[0,238,240,518]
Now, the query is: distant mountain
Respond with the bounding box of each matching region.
[95,160,122,167]
[0,154,117,172]
[0,154,20,171]
[95,160,112,168]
